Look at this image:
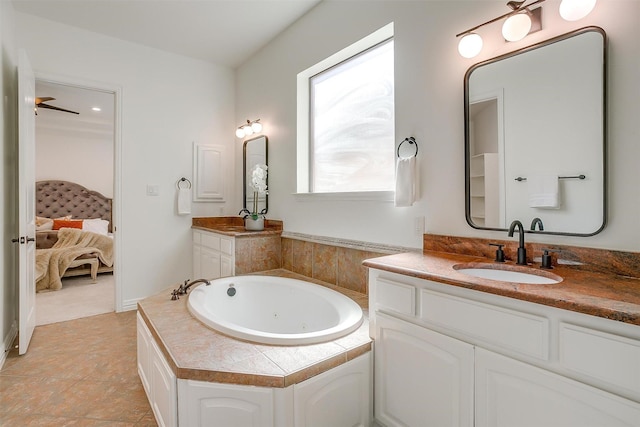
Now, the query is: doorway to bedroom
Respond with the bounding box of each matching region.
[34,80,116,326]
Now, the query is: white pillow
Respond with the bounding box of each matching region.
[82,218,109,235]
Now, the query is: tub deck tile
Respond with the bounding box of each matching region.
[137,270,373,388]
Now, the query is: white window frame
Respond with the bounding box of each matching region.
[296,23,395,201]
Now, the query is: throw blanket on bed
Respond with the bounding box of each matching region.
[36,228,114,292]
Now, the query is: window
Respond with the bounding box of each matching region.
[297,24,395,196]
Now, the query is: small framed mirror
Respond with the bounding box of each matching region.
[464,27,606,236]
[243,135,268,214]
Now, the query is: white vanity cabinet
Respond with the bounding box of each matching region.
[192,229,234,280]
[369,269,640,427]
[137,313,177,427]
[177,353,371,427]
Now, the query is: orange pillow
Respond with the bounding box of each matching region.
[52,219,84,230]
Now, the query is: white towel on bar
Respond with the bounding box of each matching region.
[528,174,559,209]
[395,156,416,207]
[177,187,191,215]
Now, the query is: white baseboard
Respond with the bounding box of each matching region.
[121,298,142,312]
[1,321,18,370]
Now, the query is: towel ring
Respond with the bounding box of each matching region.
[177,177,192,190]
[397,137,418,159]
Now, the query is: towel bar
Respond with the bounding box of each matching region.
[515,174,585,182]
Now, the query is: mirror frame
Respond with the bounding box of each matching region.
[463,26,607,237]
[243,135,269,215]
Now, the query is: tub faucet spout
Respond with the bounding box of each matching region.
[171,278,211,300]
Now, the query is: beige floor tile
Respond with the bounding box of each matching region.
[0,311,153,425]
[0,375,77,415]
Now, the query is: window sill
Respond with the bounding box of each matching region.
[293,191,394,202]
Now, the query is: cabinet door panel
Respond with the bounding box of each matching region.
[476,348,640,427]
[294,354,371,427]
[375,313,474,427]
[200,247,221,280]
[150,340,177,427]
[136,313,152,397]
[178,380,274,427]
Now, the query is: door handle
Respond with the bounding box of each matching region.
[26,237,35,243]
[11,238,19,243]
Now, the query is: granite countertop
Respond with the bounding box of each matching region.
[192,216,283,237]
[363,251,640,325]
[137,269,371,388]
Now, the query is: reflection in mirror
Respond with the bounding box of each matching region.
[464,27,606,236]
[243,135,268,214]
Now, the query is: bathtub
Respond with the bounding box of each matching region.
[187,275,364,345]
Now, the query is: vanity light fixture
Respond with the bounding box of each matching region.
[456,0,597,58]
[235,119,262,138]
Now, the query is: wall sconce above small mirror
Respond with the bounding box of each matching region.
[464,27,606,236]
[243,135,268,215]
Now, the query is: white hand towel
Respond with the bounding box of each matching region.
[177,187,191,215]
[395,156,416,207]
[528,174,559,209]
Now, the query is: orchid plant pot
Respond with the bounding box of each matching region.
[244,215,264,231]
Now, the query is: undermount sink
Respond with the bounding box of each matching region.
[453,263,562,284]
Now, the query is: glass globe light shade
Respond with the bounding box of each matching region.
[502,13,532,42]
[235,128,245,138]
[251,121,262,133]
[559,0,596,21]
[458,33,483,59]
[243,126,254,137]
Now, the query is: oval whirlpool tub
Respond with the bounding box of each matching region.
[187,275,364,345]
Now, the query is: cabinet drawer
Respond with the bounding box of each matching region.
[192,230,202,245]
[419,289,549,360]
[375,278,415,317]
[560,322,640,397]
[200,233,221,251]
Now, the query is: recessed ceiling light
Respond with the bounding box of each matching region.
[91,107,101,112]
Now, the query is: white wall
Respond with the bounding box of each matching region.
[36,123,115,198]
[15,11,236,307]
[1,0,18,361]
[236,0,640,252]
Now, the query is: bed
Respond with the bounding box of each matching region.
[35,180,114,291]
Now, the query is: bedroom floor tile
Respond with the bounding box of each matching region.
[0,311,157,426]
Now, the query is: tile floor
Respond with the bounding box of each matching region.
[0,311,157,426]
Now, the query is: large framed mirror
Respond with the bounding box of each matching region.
[464,27,606,236]
[243,135,268,214]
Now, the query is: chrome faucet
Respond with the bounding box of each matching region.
[530,217,544,231]
[171,278,211,300]
[508,220,528,265]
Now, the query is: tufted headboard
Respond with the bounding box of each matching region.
[36,180,112,232]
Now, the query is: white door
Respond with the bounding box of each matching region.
[17,49,37,355]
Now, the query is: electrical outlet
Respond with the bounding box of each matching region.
[414,216,425,236]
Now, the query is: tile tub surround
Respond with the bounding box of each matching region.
[423,233,640,279]
[281,237,388,295]
[363,251,640,325]
[137,269,371,388]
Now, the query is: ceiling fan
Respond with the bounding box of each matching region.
[35,97,79,115]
